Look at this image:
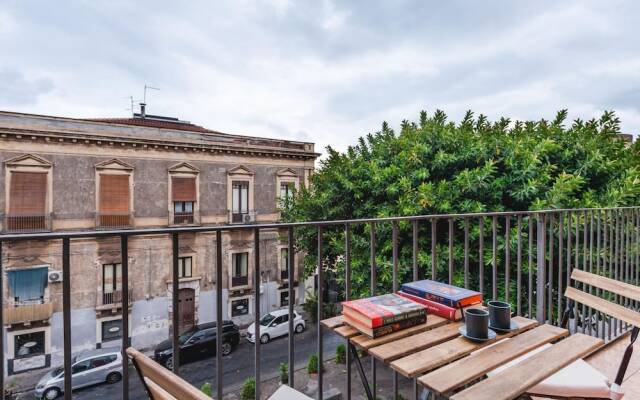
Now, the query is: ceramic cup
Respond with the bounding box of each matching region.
[488,300,512,330]
[464,308,490,339]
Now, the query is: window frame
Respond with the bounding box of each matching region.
[178,256,193,278]
[14,330,46,359]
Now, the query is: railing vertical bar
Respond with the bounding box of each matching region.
[413,221,419,282]
[624,210,630,330]
[393,222,399,292]
[317,227,324,400]
[566,211,572,304]
[288,226,295,387]
[528,215,533,318]
[464,218,470,289]
[588,211,594,336]
[344,224,352,400]
[171,233,180,376]
[547,213,554,323]
[557,213,563,326]
[575,210,580,334]
[608,210,614,340]
[431,219,437,280]
[516,216,522,316]
[448,219,454,285]
[121,234,130,400]
[370,222,377,397]
[580,211,587,333]
[216,231,223,400]
[62,237,72,400]
[0,242,3,400]
[505,216,511,303]
[536,214,546,323]
[615,209,621,335]
[595,210,601,338]
[479,218,485,295]
[492,215,498,301]
[254,229,261,399]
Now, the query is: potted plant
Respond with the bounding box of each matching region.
[240,377,256,400]
[307,353,319,375]
[335,343,346,364]
[279,362,289,384]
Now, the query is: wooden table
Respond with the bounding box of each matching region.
[321,314,604,400]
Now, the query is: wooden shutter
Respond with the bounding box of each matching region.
[9,172,47,214]
[99,174,130,213]
[172,177,196,201]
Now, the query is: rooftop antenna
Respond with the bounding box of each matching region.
[141,84,160,119]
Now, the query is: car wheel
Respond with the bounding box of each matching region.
[260,334,270,344]
[42,387,61,400]
[106,371,122,384]
[164,356,174,370]
[295,324,304,333]
[221,342,232,356]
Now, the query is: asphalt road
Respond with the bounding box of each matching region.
[24,324,342,400]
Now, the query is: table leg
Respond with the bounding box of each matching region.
[348,343,374,400]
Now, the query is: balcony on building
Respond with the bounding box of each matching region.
[3,299,53,326]
[96,288,134,311]
[96,212,133,229]
[3,212,52,233]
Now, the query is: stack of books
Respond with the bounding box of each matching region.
[398,279,482,320]
[341,293,427,338]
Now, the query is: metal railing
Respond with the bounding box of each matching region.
[169,210,199,226]
[95,212,133,229]
[0,206,638,400]
[3,300,53,325]
[98,289,134,308]
[3,213,52,232]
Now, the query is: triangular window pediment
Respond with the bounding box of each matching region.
[4,154,52,168]
[227,165,253,176]
[169,162,200,174]
[276,168,298,177]
[95,159,134,171]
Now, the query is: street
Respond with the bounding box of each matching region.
[23,324,342,399]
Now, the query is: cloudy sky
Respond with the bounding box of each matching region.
[1,1,639,156]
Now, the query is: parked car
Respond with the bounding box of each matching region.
[153,321,240,369]
[34,348,122,400]
[246,309,305,344]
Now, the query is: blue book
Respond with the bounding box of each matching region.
[400,279,482,308]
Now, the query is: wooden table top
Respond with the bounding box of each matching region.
[321,313,604,400]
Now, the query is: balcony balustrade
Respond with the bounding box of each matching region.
[3,300,53,325]
[3,213,52,232]
[97,288,134,310]
[0,206,638,400]
[96,212,133,229]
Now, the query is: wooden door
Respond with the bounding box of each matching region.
[178,288,195,332]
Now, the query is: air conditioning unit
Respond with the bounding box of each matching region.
[48,270,63,283]
[243,213,256,223]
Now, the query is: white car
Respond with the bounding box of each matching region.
[246,309,305,344]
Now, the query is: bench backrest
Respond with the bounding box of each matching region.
[126,347,211,400]
[565,269,640,329]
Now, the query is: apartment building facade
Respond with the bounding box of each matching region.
[0,110,317,376]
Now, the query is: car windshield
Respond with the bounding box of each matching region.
[178,330,195,345]
[260,313,276,326]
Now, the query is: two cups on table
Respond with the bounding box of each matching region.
[465,301,512,339]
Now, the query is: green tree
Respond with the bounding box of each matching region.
[283,110,640,301]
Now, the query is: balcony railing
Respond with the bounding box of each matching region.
[3,213,52,232]
[97,288,134,309]
[231,276,249,287]
[0,206,638,400]
[281,269,289,280]
[3,300,53,325]
[229,210,256,224]
[170,210,200,226]
[95,212,133,229]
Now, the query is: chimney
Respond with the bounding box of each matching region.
[139,103,146,118]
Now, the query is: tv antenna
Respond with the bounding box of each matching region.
[143,84,160,104]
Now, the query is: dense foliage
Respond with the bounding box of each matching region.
[283,110,640,300]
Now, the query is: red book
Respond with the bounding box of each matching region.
[343,314,427,338]
[397,291,479,321]
[342,293,426,328]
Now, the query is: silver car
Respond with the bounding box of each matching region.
[34,349,123,399]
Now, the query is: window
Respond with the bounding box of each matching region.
[178,257,192,278]
[231,253,248,287]
[101,319,122,342]
[280,291,295,307]
[280,248,289,280]
[231,298,249,317]
[98,174,130,228]
[90,354,117,368]
[15,331,45,359]
[231,181,249,222]
[72,359,91,374]
[102,263,122,305]
[172,177,196,224]
[8,267,48,304]
[280,182,294,200]
[8,172,48,231]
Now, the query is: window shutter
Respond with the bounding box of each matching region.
[172,177,196,201]
[9,172,47,214]
[100,174,130,212]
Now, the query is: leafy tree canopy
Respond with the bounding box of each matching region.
[283,110,640,299]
